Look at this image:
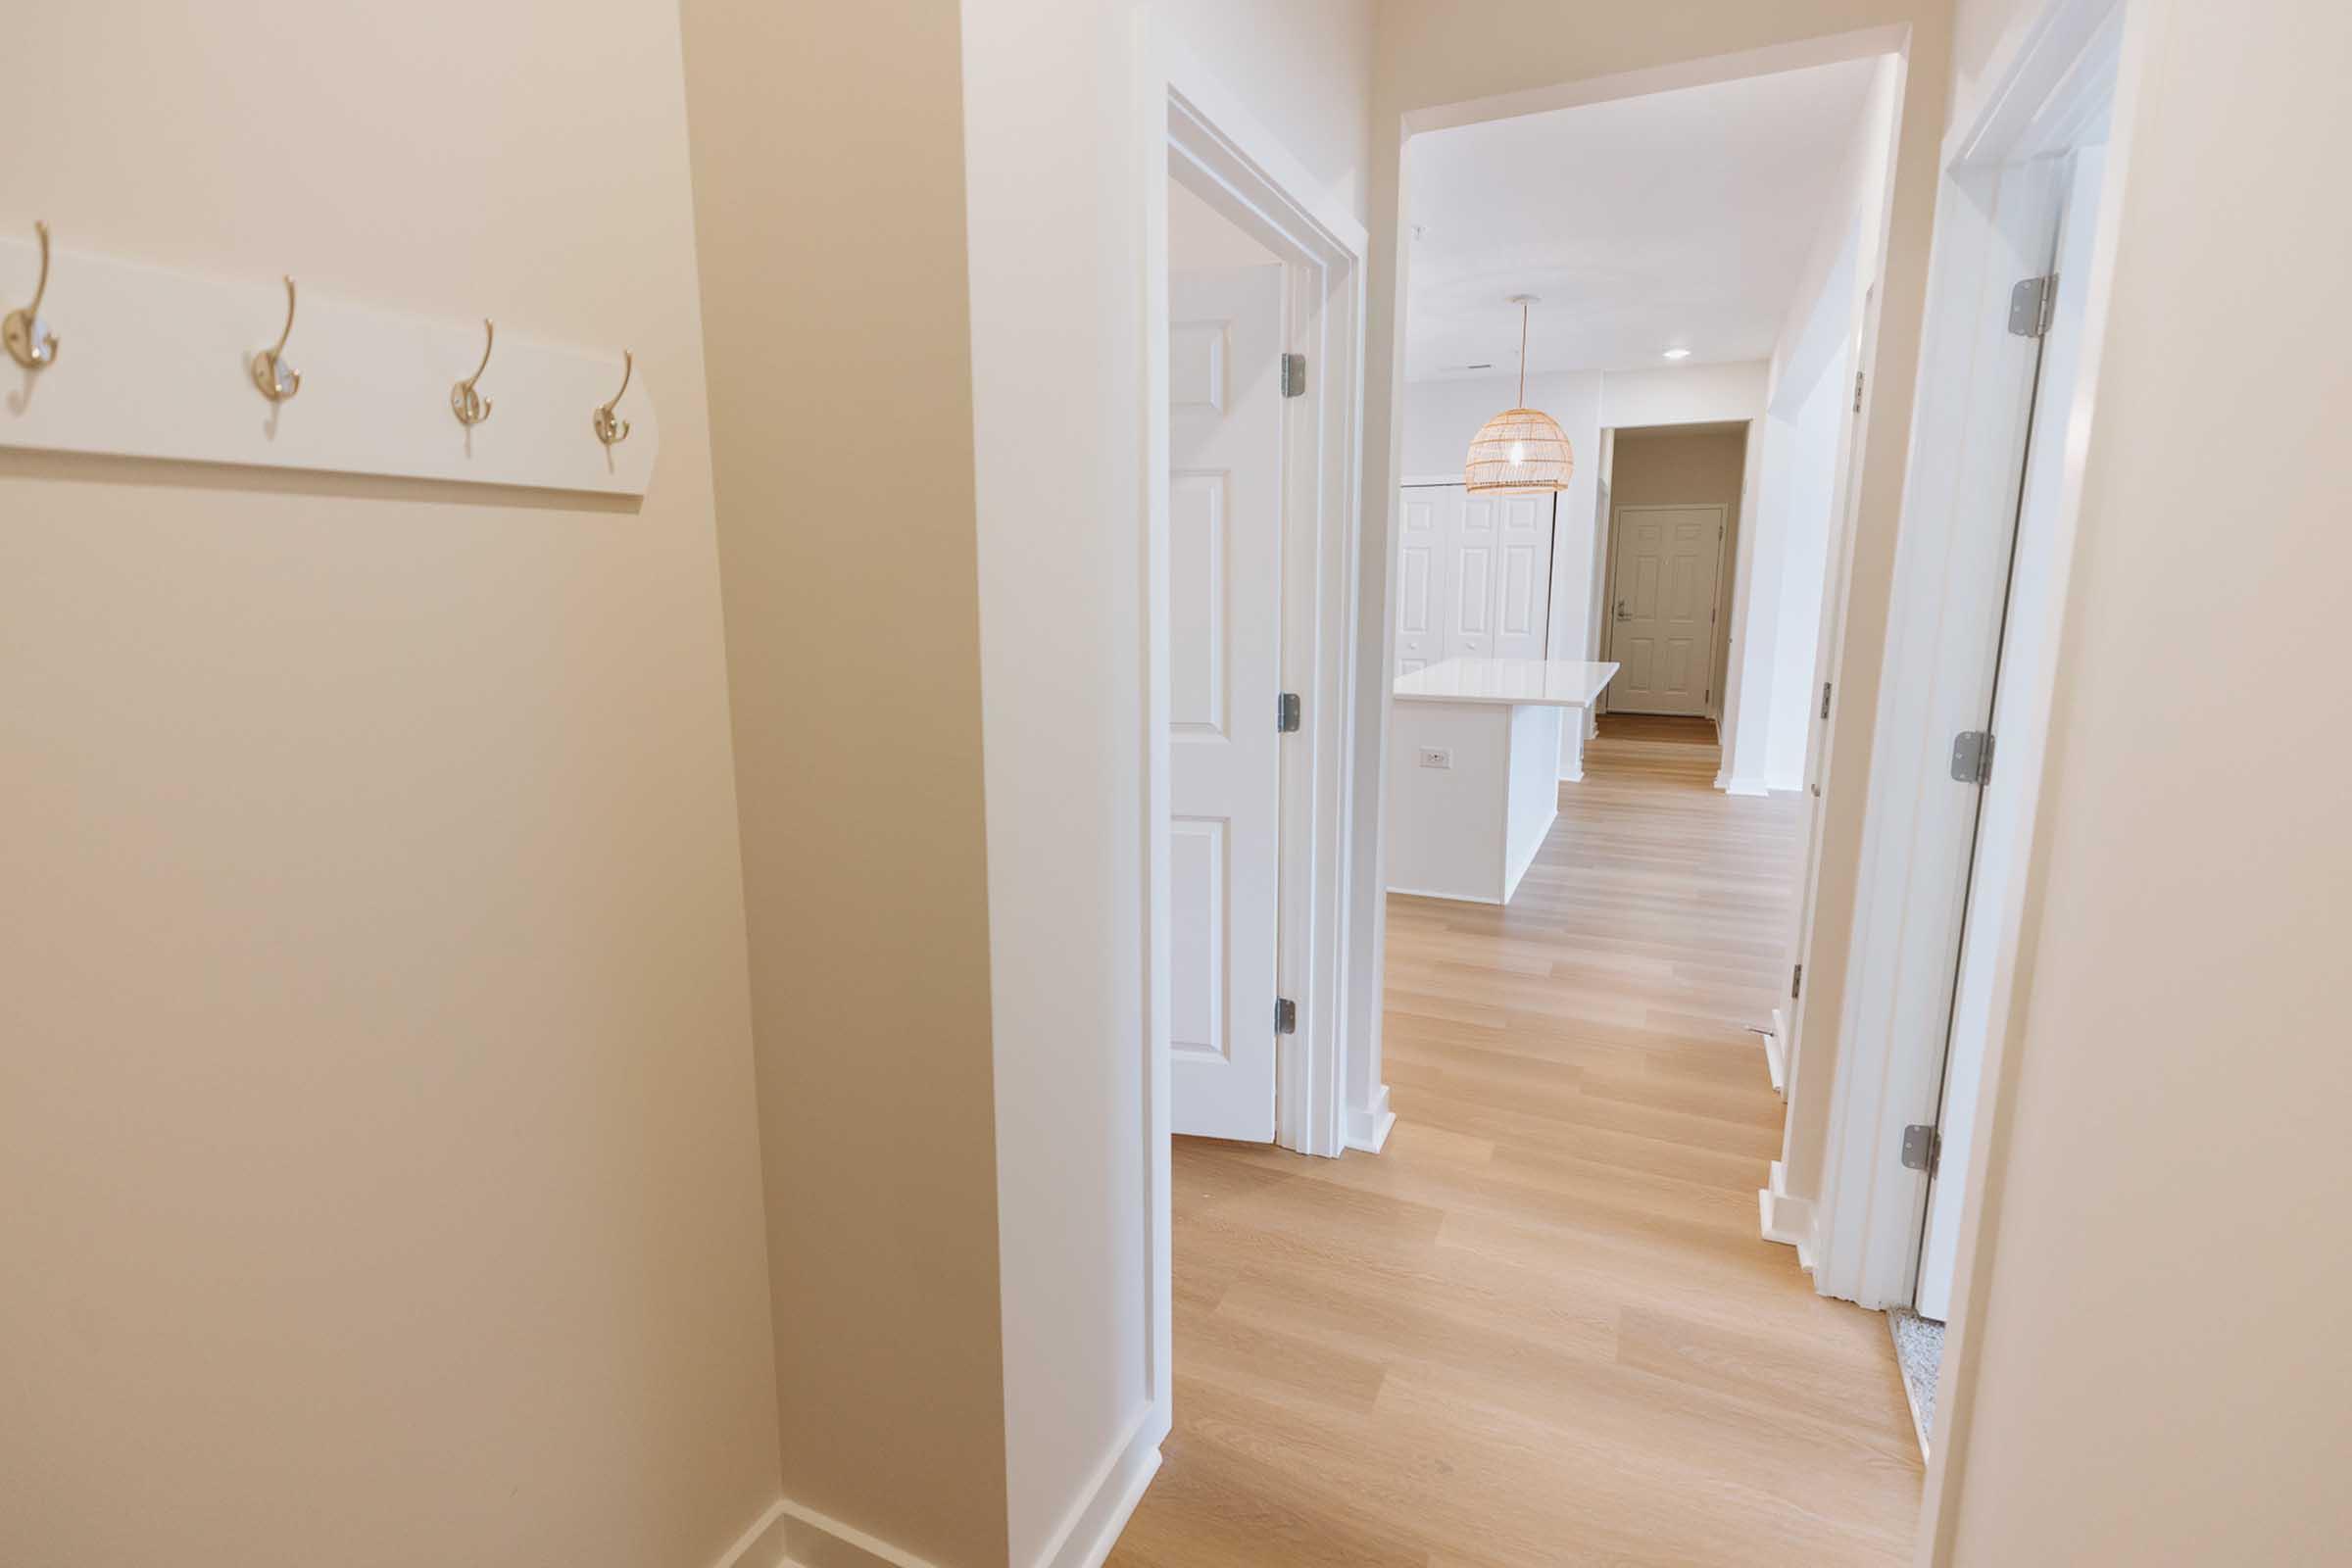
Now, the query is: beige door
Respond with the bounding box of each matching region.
[1607,504,1725,715]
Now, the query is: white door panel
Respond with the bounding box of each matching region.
[1917,148,2107,1319]
[1170,264,1284,1143]
[1395,490,1449,675]
[1397,483,1554,672]
[1608,505,1724,715]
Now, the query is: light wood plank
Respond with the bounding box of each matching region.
[1110,717,1919,1566]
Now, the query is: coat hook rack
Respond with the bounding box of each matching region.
[0,231,657,493]
[4,219,60,369]
[251,274,302,402]
[451,318,495,426]
[593,349,633,446]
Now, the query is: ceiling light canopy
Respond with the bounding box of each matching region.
[1465,296,1573,496]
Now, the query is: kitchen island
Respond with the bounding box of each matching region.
[1387,657,1619,905]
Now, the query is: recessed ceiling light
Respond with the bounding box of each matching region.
[1662,348,1692,361]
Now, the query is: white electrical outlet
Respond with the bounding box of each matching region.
[1418,747,1452,769]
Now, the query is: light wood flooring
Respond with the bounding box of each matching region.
[1108,722,1922,1567]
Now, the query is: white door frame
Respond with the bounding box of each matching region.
[1137,10,1369,1450]
[1600,502,1730,719]
[1775,0,2147,1558]
[1814,0,2133,1304]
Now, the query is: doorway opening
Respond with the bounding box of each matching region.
[1132,41,1373,1520]
[1360,31,1932,1559]
[1804,4,2130,1490]
[1596,421,1750,731]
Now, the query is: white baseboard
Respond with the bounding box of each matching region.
[715,1421,1163,1568]
[1386,883,1503,905]
[1034,1410,1163,1568]
[715,1502,793,1568]
[715,1496,939,1568]
[1346,1083,1396,1153]
[1758,1160,1817,1272]
[1557,761,1585,782]
[1722,776,1773,798]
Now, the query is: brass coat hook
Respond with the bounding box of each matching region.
[451,318,495,426]
[251,275,302,402]
[4,220,60,369]
[593,350,633,446]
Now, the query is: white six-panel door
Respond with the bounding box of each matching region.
[1396,483,1554,675]
[1395,488,1448,675]
[1169,265,1285,1143]
[1607,504,1724,715]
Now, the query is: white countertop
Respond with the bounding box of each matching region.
[1394,657,1619,709]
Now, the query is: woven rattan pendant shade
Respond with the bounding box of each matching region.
[1465,407,1573,494]
[1464,297,1574,496]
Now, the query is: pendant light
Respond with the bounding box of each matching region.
[1464,295,1573,495]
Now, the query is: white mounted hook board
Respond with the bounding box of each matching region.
[0,228,657,497]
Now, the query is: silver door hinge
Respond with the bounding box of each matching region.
[1853,370,1865,413]
[1274,997,1298,1035]
[1277,691,1302,733]
[1821,681,1833,720]
[1950,729,1995,785]
[1790,963,1803,1001]
[2009,273,2058,338]
[1901,1123,1940,1174]
[1280,353,1307,397]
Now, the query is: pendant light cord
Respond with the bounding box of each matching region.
[1517,301,1530,406]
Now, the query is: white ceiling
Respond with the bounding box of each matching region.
[1405,58,1880,381]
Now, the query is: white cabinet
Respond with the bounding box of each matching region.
[1395,484,1555,676]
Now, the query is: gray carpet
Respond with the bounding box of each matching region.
[1888,1308,1944,1453]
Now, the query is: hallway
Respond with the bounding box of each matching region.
[1110,720,1922,1567]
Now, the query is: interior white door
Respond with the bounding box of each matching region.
[1782,304,1871,1097]
[1396,484,1553,672]
[1916,148,2106,1319]
[1607,505,1724,714]
[1394,487,1451,676]
[1169,264,1285,1143]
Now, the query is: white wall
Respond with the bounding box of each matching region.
[1170,178,1280,268]
[1765,346,1849,786]
[1599,361,1770,428]
[1930,1,2352,1560]
[1399,370,1603,478]
[962,2,1374,1563]
[1720,55,1895,795]
[1158,0,1376,224]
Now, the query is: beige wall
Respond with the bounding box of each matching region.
[1361,0,1952,1228]
[679,0,1376,1560]
[677,1,1011,1564]
[0,5,782,1567]
[1607,429,1751,521]
[1931,1,2352,1560]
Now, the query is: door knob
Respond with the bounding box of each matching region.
[1615,599,1630,621]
